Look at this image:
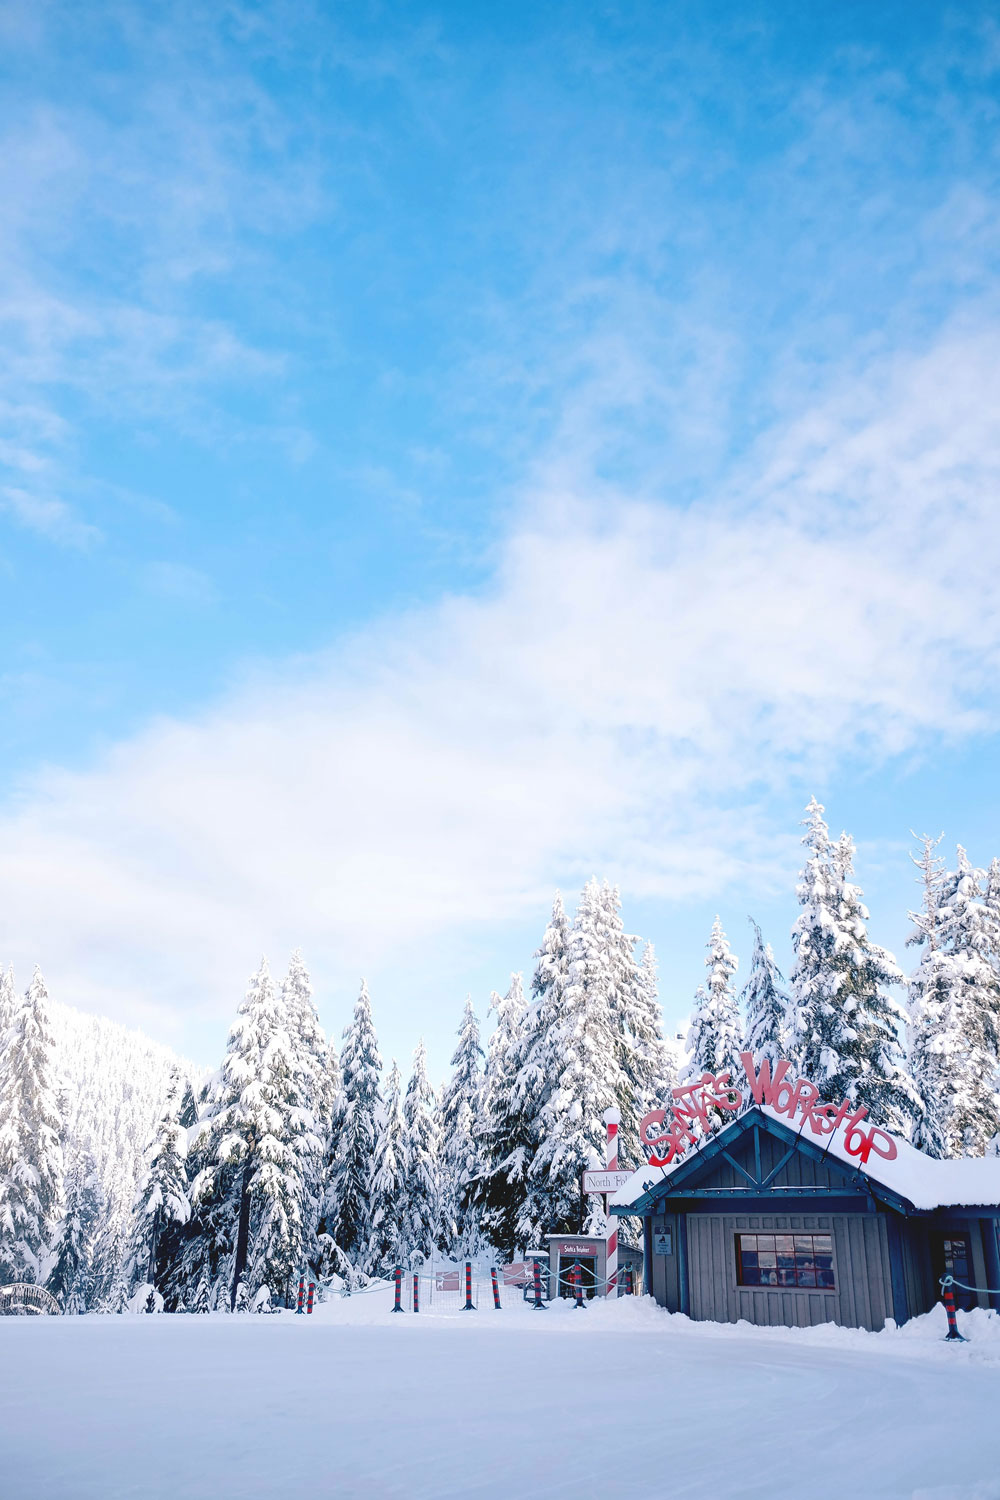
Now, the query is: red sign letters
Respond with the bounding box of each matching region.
[638,1051,897,1172]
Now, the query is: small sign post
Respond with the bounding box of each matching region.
[582,1169,632,1196]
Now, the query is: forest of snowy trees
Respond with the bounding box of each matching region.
[2,797,1000,1313]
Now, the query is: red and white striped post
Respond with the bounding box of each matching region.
[296,1276,305,1314]
[412,1272,420,1313]
[532,1258,545,1310]
[574,1259,585,1309]
[603,1106,620,1297]
[463,1260,474,1311]
[393,1267,403,1312]
[941,1277,966,1341]
[490,1266,501,1309]
[306,1282,316,1314]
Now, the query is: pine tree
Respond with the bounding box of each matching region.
[46,1152,102,1313]
[437,997,484,1257]
[324,980,382,1271]
[0,965,14,1047]
[597,884,671,1170]
[191,959,307,1310]
[741,920,790,1063]
[685,917,741,1079]
[526,879,633,1239]
[620,936,677,1134]
[508,896,573,1253]
[474,973,531,1258]
[789,799,919,1133]
[0,967,64,1285]
[280,952,330,1276]
[124,1066,192,1299]
[369,1060,407,1274]
[908,844,1000,1156]
[401,1040,440,1266]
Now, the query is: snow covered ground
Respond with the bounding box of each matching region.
[3,1290,1000,1500]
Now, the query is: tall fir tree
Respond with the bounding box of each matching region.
[401,1040,441,1265]
[526,879,632,1238]
[597,883,671,1170]
[0,967,64,1284]
[685,917,741,1079]
[280,951,332,1274]
[908,843,1000,1156]
[512,898,574,1251]
[368,1059,407,1274]
[192,958,307,1309]
[0,964,14,1046]
[789,799,919,1133]
[437,997,484,1256]
[741,920,790,1063]
[324,980,382,1271]
[123,1066,192,1299]
[46,1151,102,1313]
[474,973,531,1257]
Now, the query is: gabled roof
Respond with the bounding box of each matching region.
[610,1105,1000,1216]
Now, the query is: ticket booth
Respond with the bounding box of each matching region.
[544,1235,607,1298]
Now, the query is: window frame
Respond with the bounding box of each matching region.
[734,1231,837,1293]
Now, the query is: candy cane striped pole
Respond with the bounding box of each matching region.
[306,1282,316,1314]
[603,1106,620,1297]
[463,1260,474,1311]
[490,1266,501,1309]
[532,1258,545,1310]
[413,1272,420,1313]
[296,1276,305,1314]
[574,1259,585,1309]
[393,1267,403,1312]
[941,1277,966,1341]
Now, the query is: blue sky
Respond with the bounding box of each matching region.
[1,1,999,1079]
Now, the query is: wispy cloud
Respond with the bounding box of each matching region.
[1,487,100,547]
[0,321,996,1044]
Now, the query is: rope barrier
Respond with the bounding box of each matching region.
[940,1273,1000,1296]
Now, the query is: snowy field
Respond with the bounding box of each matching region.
[3,1292,1000,1500]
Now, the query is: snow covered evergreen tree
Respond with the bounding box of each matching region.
[46,1151,102,1312]
[324,980,382,1272]
[597,883,671,1169]
[123,1066,192,1301]
[617,930,671,1152]
[280,951,332,1274]
[0,967,64,1285]
[508,897,573,1252]
[685,917,741,1079]
[741,920,790,1063]
[0,965,14,1047]
[437,997,484,1256]
[789,799,919,1134]
[908,843,1000,1156]
[368,1059,406,1274]
[401,1040,441,1266]
[525,879,633,1238]
[474,973,531,1257]
[191,958,308,1309]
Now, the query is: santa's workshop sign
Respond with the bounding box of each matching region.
[638,1052,897,1172]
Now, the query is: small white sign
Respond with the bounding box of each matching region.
[582,1169,633,1195]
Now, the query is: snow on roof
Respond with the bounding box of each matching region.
[610,1105,1000,1214]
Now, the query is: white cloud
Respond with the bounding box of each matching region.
[0,324,997,1052]
[1,486,100,547]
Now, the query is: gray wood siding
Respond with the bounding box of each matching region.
[684,1212,893,1331]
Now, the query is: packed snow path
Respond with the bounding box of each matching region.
[2,1296,999,1499]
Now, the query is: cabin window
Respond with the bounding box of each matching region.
[942,1236,974,1311]
[736,1232,835,1290]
